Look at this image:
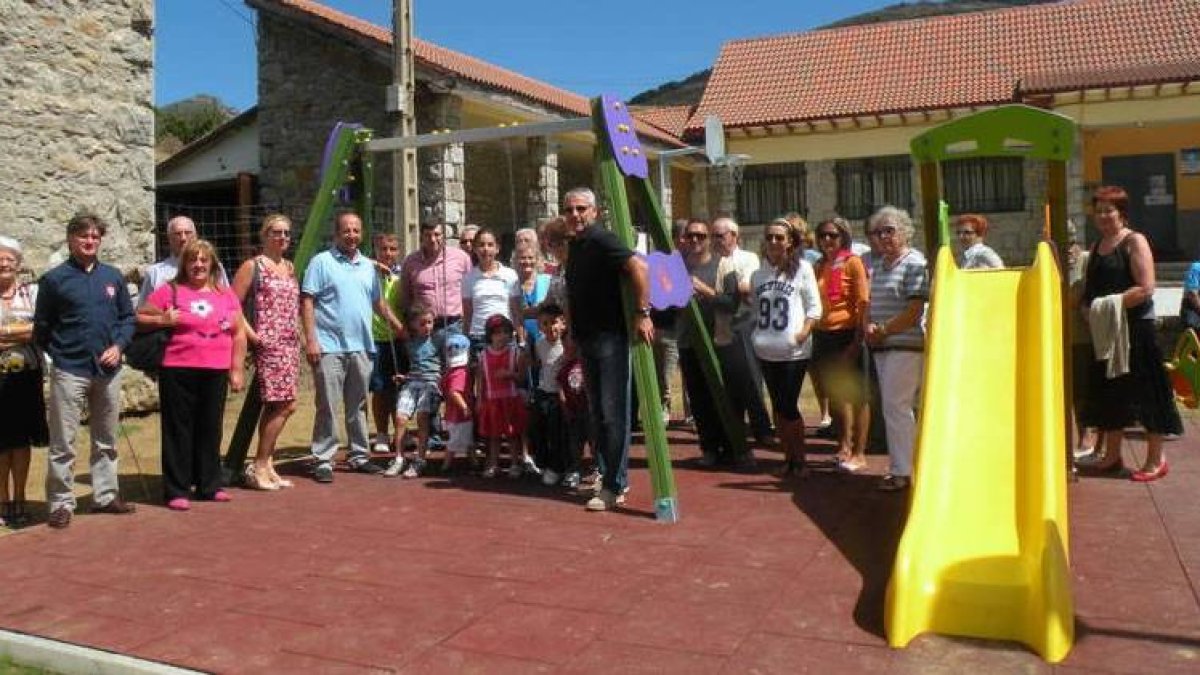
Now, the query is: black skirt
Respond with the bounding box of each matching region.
[0,368,49,451]
[1088,319,1183,435]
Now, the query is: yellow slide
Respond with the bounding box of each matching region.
[885,242,1074,662]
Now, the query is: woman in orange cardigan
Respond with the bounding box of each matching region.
[811,217,871,471]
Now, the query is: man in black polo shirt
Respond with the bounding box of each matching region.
[34,214,137,528]
[562,187,653,511]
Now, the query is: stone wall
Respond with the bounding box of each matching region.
[0,0,155,274]
[0,0,156,411]
[257,15,395,218]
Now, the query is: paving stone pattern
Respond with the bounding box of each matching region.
[2,423,1200,673]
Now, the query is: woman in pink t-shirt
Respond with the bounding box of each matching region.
[138,240,246,511]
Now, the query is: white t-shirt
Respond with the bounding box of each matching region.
[749,259,822,362]
[535,337,565,393]
[462,264,520,337]
[714,247,760,345]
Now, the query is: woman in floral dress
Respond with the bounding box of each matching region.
[232,214,300,490]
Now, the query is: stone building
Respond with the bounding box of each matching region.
[245,0,688,248]
[0,0,155,273]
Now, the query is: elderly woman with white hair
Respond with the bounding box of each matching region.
[0,236,48,527]
[863,206,929,492]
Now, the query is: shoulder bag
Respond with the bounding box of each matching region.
[125,282,177,374]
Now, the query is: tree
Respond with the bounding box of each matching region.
[155,95,235,145]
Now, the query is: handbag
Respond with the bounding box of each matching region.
[242,256,261,330]
[125,283,177,374]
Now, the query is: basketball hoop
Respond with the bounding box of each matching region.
[713,153,750,187]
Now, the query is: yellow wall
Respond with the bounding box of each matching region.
[729,123,930,164]
[1081,119,1200,211]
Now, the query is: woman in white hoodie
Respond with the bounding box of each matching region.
[750,218,822,477]
[1077,185,1181,481]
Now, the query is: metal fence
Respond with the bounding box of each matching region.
[153,202,400,270]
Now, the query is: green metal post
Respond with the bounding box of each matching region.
[591,98,679,521]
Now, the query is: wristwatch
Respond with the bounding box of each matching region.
[635,306,652,318]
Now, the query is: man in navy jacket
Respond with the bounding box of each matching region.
[34,214,136,528]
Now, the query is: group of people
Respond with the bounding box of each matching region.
[0,184,1182,528]
[672,205,927,491]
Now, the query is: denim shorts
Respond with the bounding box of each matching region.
[396,379,441,418]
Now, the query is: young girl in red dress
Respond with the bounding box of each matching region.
[477,314,531,478]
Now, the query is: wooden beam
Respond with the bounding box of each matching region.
[366,118,593,152]
[392,0,418,250]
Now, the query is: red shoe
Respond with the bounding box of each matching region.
[1131,461,1169,483]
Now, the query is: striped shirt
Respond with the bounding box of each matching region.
[868,248,928,350]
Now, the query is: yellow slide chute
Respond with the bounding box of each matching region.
[885,243,1074,662]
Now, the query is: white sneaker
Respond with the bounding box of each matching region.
[372,435,391,454]
[1072,446,1096,460]
[383,456,405,477]
[561,471,581,488]
[586,489,620,511]
[818,415,833,429]
[522,455,543,476]
[541,468,561,486]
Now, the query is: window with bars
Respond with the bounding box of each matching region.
[736,162,806,224]
[942,157,1025,213]
[835,156,913,219]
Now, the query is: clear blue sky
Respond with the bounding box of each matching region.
[156,0,898,111]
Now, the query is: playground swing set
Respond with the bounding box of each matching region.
[220,98,1191,663]
[223,95,751,526]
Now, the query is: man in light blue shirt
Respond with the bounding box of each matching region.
[301,211,406,483]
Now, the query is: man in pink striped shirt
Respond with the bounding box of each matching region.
[400,222,472,340]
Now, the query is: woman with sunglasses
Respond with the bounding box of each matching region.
[864,206,928,492]
[231,214,301,491]
[812,218,871,472]
[750,219,822,477]
[954,214,1004,269]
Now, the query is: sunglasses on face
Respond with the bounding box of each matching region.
[817,231,839,240]
[685,232,708,241]
[764,234,788,243]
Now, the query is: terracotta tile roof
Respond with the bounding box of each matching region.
[1022,58,1200,93]
[248,0,683,146]
[689,0,1200,132]
[631,105,696,139]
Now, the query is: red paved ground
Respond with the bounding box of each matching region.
[2,422,1200,674]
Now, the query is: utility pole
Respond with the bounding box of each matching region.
[389,0,419,252]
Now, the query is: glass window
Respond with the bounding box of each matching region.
[943,157,1025,213]
[835,156,913,219]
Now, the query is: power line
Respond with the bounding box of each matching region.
[211,0,256,31]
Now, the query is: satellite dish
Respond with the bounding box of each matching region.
[704,114,725,163]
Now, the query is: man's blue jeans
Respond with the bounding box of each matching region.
[578,331,631,494]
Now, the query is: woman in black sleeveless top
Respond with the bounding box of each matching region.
[1077,186,1181,481]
